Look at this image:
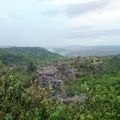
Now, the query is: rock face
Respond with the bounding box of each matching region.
[57,61,69,71]
[35,62,86,103]
[57,61,76,80]
[65,68,76,80]
[36,66,63,89]
[62,93,86,104]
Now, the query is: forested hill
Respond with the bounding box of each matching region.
[0,54,120,120]
[0,47,62,66]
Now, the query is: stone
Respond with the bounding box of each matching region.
[57,61,76,80]
[36,66,63,89]
[65,69,76,80]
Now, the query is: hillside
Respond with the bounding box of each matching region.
[47,46,120,57]
[0,54,120,120]
[0,47,62,66]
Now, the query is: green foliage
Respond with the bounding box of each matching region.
[27,62,37,72]
[6,113,13,120]
[0,54,120,120]
[80,76,120,120]
[48,105,67,120]
[0,47,62,67]
[65,79,84,97]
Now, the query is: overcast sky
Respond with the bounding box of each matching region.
[0,0,120,47]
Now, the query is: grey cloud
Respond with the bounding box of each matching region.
[65,0,112,17]
[43,0,112,17]
[68,28,120,39]
[73,26,97,30]
[42,9,59,16]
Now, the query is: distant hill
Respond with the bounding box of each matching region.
[47,46,120,57]
[0,47,62,66]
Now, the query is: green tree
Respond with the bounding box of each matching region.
[27,62,37,72]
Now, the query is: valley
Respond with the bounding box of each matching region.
[47,46,120,57]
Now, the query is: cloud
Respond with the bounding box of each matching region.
[65,0,112,17]
[68,27,120,39]
[42,9,59,16]
[0,0,120,47]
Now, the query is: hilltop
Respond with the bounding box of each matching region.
[0,47,62,66]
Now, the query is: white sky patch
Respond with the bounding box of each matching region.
[47,0,90,5]
[65,38,120,46]
[68,9,120,29]
[0,0,120,47]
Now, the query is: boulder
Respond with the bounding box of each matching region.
[36,66,63,89]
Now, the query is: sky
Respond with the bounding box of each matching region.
[0,0,120,47]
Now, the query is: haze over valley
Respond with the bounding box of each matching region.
[47,46,120,56]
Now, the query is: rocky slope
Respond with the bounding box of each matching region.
[34,56,107,103]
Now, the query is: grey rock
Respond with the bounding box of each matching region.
[36,66,63,89]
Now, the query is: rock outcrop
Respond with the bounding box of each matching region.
[57,61,76,80]
[35,62,86,103]
[62,93,86,104]
[36,66,63,89]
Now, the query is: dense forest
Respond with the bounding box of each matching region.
[0,47,62,67]
[0,47,120,120]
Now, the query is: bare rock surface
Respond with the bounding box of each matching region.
[36,61,86,103]
[36,66,63,89]
[57,61,76,80]
[61,93,86,104]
